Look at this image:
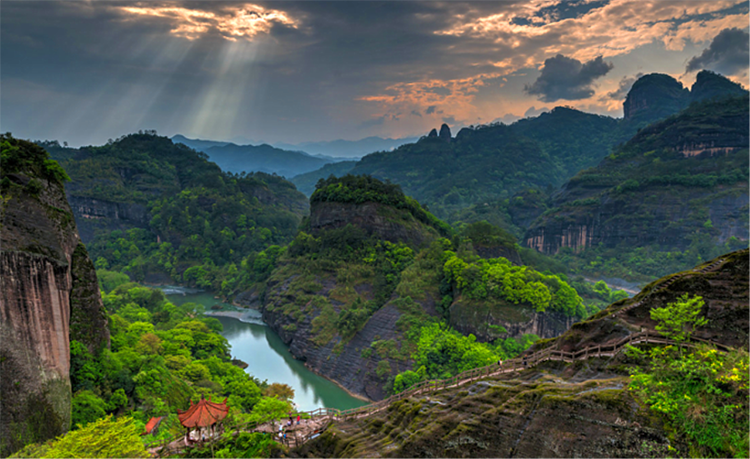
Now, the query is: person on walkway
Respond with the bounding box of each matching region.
[522,357,527,368]
[297,414,301,425]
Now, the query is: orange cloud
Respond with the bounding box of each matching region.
[360,0,747,123]
[359,72,505,125]
[437,0,746,64]
[118,4,298,41]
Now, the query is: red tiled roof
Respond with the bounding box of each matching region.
[178,396,229,429]
[143,416,163,435]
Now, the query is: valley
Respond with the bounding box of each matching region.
[2,6,748,456]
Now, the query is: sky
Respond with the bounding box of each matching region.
[2,0,748,147]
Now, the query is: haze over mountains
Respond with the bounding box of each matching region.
[171,134,419,179]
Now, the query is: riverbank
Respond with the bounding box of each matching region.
[160,284,367,410]
[214,313,371,403]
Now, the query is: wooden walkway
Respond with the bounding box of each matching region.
[150,257,730,455]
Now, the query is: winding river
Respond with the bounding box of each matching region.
[160,286,367,412]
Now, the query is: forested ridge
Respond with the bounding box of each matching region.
[43,133,308,298]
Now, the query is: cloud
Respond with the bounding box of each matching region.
[523,106,550,117]
[2,0,748,146]
[425,105,437,115]
[411,110,422,117]
[442,115,457,125]
[118,4,299,41]
[686,28,749,75]
[358,114,399,129]
[525,54,613,102]
[604,72,644,100]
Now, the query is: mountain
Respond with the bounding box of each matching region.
[244,176,589,401]
[44,133,308,292]
[170,134,230,151]
[201,142,334,178]
[274,135,419,159]
[349,108,619,220]
[296,249,749,458]
[525,95,749,277]
[1,135,109,456]
[623,70,747,127]
[171,135,342,178]
[690,69,747,102]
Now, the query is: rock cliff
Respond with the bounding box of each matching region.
[525,95,749,255]
[0,136,109,456]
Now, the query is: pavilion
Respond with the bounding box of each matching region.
[177,394,229,445]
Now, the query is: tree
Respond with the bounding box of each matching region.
[262,383,295,402]
[650,293,708,343]
[248,397,292,429]
[42,415,148,458]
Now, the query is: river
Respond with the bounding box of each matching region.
[160,286,367,412]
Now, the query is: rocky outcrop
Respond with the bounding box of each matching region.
[554,249,749,352]
[67,196,150,242]
[298,377,682,458]
[525,190,748,255]
[623,71,746,125]
[309,201,438,247]
[623,73,689,123]
[449,298,576,342]
[0,137,109,456]
[438,123,452,141]
[296,251,748,458]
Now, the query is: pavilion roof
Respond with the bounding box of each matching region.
[178,395,229,429]
[143,416,164,435]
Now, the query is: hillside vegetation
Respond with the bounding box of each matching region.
[526,95,749,280]
[44,133,308,296]
[252,176,592,401]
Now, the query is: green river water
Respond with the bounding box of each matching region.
[160,286,368,412]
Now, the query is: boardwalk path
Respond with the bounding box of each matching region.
[152,258,729,455]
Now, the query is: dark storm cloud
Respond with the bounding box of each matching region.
[525,54,613,102]
[0,1,514,145]
[686,28,749,75]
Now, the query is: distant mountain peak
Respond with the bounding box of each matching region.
[690,70,747,101]
[623,73,688,122]
[439,124,452,140]
[623,70,746,124]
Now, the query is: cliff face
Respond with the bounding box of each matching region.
[525,95,749,255]
[67,196,150,242]
[449,297,576,343]
[261,196,439,401]
[0,137,109,456]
